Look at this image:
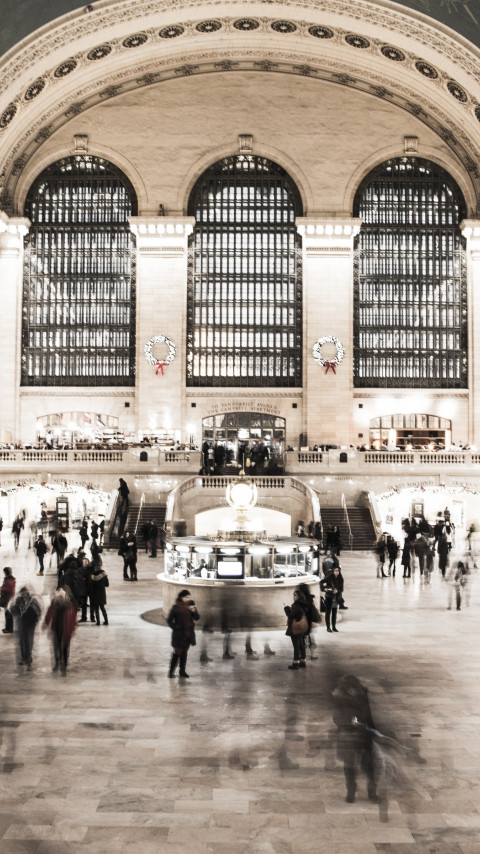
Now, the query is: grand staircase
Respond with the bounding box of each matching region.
[321,506,376,552]
[108,502,166,549]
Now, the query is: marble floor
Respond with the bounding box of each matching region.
[1,537,480,853]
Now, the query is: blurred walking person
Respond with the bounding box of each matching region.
[9,585,43,670]
[44,588,77,675]
[0,567,16,633]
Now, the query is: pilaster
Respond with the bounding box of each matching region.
[0,212,30,441]
[128,216,195,437]
[297,216,362,447]
[461,219,480,445]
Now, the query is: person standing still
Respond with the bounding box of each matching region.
[167,590,199,678]
[149,521,158,558]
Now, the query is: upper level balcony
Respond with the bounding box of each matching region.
[0,446,478,478]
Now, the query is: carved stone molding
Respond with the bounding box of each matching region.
[185,391,303,399]
[461,220,480,259]
[297,217,362,253]
[404,135,418,154]
[73,133,88,153]
[20,389,135,397]
[1,2,480,212]
[2,46,479,215]
[129,216,195,253]
[353,391,469,398]
[0,211,30,254]
[238,134,253,154]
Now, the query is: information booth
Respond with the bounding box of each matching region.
[160,536,320,629]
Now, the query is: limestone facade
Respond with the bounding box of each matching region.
[1,0,480,449]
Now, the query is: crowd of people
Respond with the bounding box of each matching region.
[373,509,476,610]
[200,439,284,476]
[0,514,110,675]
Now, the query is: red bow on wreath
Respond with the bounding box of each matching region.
[155,360,167,376]
[324,361,337,374]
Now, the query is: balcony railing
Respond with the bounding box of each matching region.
[0,447,478,474]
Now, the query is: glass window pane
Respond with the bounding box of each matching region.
[186,155,302,388]
[353,158,467,389]
[22,155,137,387]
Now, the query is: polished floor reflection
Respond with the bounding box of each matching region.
[1,541,479,853]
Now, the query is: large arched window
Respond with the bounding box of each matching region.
[22,155,137,386]
[353,157,467,388]
[186,155,303,387]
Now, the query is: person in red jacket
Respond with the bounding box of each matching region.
[0,566,16,633]
[44,589,77,676]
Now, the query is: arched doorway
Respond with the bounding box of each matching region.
[202,412,285,472]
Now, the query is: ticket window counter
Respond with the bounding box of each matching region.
[164,539,316,581]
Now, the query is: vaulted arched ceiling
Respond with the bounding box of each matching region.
[2,0,480,58]
[1,0,480,213]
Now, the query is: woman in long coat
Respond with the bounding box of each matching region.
[284,589,308,669]
[167,589,199,678]
[90,563,109,625]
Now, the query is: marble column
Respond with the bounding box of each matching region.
[296,216,362,447]
[128,216,194,438]
[461,219,480,445]
[0,212,30,441]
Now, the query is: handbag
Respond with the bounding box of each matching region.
[320,596,326,613]
[291,613,308,635]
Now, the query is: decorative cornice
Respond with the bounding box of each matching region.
[353,391,469,398]
[0,211,30,235]
[297,216,362,252]
[185,390,303,398]
[20,389,135,397]
[461,219,480,239]
[0,2,479,211]
[129,216,195,236]
[129,216,194,253]
[0,210,30,253]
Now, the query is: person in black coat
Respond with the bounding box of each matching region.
[90,563,109,625]
[60,557,89,614]
[332,674,378,805]
[33,534,48,575]
[284,589,308,669]
[52,531,68,570]
[79,522,89,550]
[386,536,399,576]
[320,567,344,632]
[167,589,199,678]
[149,521,158,558]
[140,520,152,553]
[401,538,412,578]
[118,531,137,580]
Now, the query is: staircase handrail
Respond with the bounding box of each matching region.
[366,490,383,537]
[133,492,145,536]
[341,493,353,551]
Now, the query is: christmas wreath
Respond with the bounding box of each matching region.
[312,336,345,374]
[144,335,176,375]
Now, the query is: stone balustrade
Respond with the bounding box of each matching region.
[0,447,477,477]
